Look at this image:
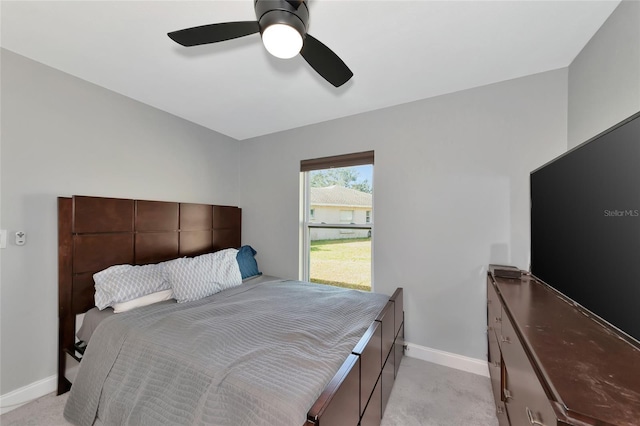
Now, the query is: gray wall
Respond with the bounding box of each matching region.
[239,69,568,360]
[0,49,240,394]
[568,0,640,149]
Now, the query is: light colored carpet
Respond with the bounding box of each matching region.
[381,357,498,426]
[1,357,498,425]
[1,392,69,426]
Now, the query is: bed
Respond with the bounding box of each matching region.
[57,195,405,426]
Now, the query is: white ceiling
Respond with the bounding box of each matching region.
[1,0,620,140]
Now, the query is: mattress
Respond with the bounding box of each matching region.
[64,278,389,426]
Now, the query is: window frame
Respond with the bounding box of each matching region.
[300,151,374,287]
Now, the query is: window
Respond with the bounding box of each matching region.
[301,151,374,291]
[339,210,354,223]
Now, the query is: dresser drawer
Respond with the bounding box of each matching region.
[501,312,556,426]
[496,401,510,426]
[487,280,503,337]
[488,330,502,404]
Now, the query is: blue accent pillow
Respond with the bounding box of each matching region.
[236,245,262,279]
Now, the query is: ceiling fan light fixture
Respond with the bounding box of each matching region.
[168,0,353,87]
[262,23,303,59]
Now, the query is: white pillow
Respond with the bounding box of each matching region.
[112,289,174,313]
[94,262,171,310]
[165,249,242,303]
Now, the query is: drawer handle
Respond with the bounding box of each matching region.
[503,389,513,400]
[526,407,546,426]
[494,316,502,323]
[501,336,511,344]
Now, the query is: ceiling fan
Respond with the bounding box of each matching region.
[168,0,353,88]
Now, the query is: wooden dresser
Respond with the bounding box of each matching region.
[487,265,640,426]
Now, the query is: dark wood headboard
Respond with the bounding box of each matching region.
[57,195,241,393]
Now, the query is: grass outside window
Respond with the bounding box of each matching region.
[309,238,371,291]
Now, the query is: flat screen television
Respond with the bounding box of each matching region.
[530,111,640,345]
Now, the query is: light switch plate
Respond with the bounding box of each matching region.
[0,230,6,249]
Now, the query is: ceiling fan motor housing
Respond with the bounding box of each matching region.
[255,0,309,36]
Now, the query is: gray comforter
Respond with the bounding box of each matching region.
[64,278,389,426]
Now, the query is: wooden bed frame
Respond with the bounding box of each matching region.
[58,195,404,426]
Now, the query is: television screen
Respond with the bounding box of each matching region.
[530,111,640,344]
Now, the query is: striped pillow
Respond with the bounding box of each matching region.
[164,249,242,303]
[93,262,171,310]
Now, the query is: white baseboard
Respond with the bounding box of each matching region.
[0,374,57,415]
[404,342,490,377]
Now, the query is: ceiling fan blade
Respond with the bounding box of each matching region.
[300,34,353,88]
[168,21,260,47]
